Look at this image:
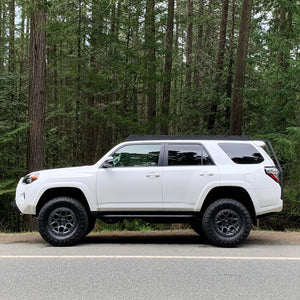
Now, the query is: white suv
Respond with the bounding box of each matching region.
[15,135,283,247]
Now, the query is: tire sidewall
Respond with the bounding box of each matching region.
[86,215,96,236]
[190,220,204,236]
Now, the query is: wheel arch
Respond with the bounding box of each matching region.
[36,187,91,217]
[200,186,257,225]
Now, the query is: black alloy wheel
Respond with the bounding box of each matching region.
[214,208,241,237]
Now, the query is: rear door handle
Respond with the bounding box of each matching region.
[146,173,160,178]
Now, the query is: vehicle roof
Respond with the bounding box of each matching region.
[126,135,252,142]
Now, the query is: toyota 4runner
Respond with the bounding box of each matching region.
[15,135,283,247]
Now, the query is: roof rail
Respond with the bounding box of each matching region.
[126,134,252,141]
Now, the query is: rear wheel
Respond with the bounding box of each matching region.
[38,197,89,246]
[202,198,251,247]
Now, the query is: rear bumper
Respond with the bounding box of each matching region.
[256,199,283,216]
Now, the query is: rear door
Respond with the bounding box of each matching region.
[162,143,219,211]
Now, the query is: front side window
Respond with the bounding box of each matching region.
[113,144,161,167]
[219,143,264,164]
[167,144,213,166]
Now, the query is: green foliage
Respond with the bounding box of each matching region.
[94,219,153,232]
[0,180,16,195]
[93,219,190,232]
[0,72,28,179]
[285,186,300,217]
[0,124,28,146]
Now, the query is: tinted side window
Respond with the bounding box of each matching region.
[168,144,213,166]
[113,144,161,167]
[219,143,264,164]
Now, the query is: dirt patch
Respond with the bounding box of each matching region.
[248,230,300,244]
[0,230,299,244]
[0,232,44,243]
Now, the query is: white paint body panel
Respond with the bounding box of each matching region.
[97,166,163,210]
[15,166,98,214]
[162,165,219,211]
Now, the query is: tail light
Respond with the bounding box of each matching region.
[265,167,280,183]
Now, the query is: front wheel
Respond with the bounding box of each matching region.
[86,215,96,236]
[38,197,89,246]
[190,220,204,236]
[202,199,251,247]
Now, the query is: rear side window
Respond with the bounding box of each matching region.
[219,143,264,164]
[167,144,213,166]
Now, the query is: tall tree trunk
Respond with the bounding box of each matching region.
[8,0,15,74]
[85,1,99,165]
[74,0,82,164]
[145,0,156,132]
[182,0,194,132]
[132,4,141,122]
[19,8,27,91]
[204,0,215,48]
[8,0,16,105]
[278,4,288,71]
[193,0,204,88]
[185,0,193,89]
[207,0,229,130]
[26,0,47,231]
[273,2,291,129]
[0,1,3,71]
[230,0,252,135]
[225,0,236,124]
[161,0,175,134]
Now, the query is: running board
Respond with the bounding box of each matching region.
[98,213,197,223]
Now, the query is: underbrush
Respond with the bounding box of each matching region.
[93,219,191,233]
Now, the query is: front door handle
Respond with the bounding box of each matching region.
[200,171,214,176]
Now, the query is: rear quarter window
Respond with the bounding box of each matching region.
[218,143,264,164]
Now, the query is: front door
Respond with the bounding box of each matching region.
[97,143,163,211]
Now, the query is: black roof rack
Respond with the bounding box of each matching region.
[126,135,252,141]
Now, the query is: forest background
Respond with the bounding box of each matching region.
[0,0,299,232]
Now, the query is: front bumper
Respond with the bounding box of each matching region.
[10,198,21,213]
[15,177,36,214]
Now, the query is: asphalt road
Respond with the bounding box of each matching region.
[0,231,299,300]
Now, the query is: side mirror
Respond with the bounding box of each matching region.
[102,156,114,168]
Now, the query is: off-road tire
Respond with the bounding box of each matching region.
[86,215,96,236]
[38,197,89,246]
[202,198,251,247]
[190,219,205,237]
